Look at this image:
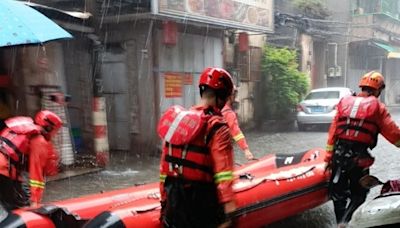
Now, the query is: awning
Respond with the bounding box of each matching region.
[24,2,92,20]
[24,2,94,33]
[373,42,400,59]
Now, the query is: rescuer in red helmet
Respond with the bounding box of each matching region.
[325,71,400,227]
[158,67,236,228]
[0,110,62,211]
[222,87,254,160]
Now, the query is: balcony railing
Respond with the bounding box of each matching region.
[352,0,400,20]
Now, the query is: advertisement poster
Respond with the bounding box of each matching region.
[158,0,273,32]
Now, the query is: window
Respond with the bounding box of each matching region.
[353,0,379,14]
[381,0,400,18]
[250,47,262,82]
[353,0,400,19]
[236,46,262,82]
[327,43,338,68]
[305,91,340,100]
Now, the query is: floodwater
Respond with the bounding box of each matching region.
[43,108,400,228]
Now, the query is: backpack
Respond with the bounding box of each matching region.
[157,105,205,145]
[0,116,41,164]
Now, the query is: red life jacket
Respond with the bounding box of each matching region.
[0,117,41,170]
[158,105,223,182]
[335,95,380,148]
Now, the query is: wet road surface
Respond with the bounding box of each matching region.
[44,108,400,228]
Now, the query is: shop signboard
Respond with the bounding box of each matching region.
[156,0,273,32]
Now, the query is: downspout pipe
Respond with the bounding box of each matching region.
[88,34,109,167]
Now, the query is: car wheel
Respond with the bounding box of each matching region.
[297,122,307,131]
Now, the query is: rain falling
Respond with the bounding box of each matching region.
[1,0,400,227]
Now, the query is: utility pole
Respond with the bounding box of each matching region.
[89,34,109,167]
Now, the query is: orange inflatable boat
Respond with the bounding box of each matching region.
[1,148,330,228]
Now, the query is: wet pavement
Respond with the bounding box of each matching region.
[43,107,400,228]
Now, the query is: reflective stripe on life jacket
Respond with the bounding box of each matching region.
[214,171,234,184]
[233,132,245,142]
[161,141,213,182]
[158,105,204,145]
[334,96,380,147]
[0,130,30,180]
[0,117,40,162]
[30,179,45,189]
[0,129,30,163]
[162,122,225,182]
[337,117,378,138]
[159,106,227,183]
[0,117,40,180]
[160,174,167,183]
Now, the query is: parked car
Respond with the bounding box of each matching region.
[296,87,354,131]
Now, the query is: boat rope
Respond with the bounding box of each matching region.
[235,166,317,193]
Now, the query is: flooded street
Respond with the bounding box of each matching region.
[43,108,400,228]
[2,0,400,227]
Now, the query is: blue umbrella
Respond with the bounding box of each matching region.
[0,0,73,47]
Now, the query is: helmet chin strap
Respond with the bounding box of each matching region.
[215,96,227,110]
[374,87,383,97]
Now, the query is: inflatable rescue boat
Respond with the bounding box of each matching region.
[1,148,330,228]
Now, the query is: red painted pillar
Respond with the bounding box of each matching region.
[93,97,109,167]
[91,41,109,167]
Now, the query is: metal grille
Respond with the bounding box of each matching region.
[40,86,75,166]
[236,46,262,82]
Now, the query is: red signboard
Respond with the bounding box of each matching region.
[164,73,183,98]
[183,73,193,85]
[163,21,178,46]
[239,32,249,52]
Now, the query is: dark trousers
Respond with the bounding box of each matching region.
[0,174,30,212]
[330,145,370,224]
[0,174,18,211]
[0,119,6,131]
[161,177,225,228]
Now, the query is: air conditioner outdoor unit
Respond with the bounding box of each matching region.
[328,67,336,77]
[335,66,342,77]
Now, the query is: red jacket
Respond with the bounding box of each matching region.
[326,92,400,160]
[159,105,235,204]
[0,117,59,205]
[222,104,249,151]
[29,135,59,204]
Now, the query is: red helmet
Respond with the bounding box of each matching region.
[35,110,63,136]
[199,67,234,98]
[359,71,385,90]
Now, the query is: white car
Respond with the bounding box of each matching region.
[296,87,354,131]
